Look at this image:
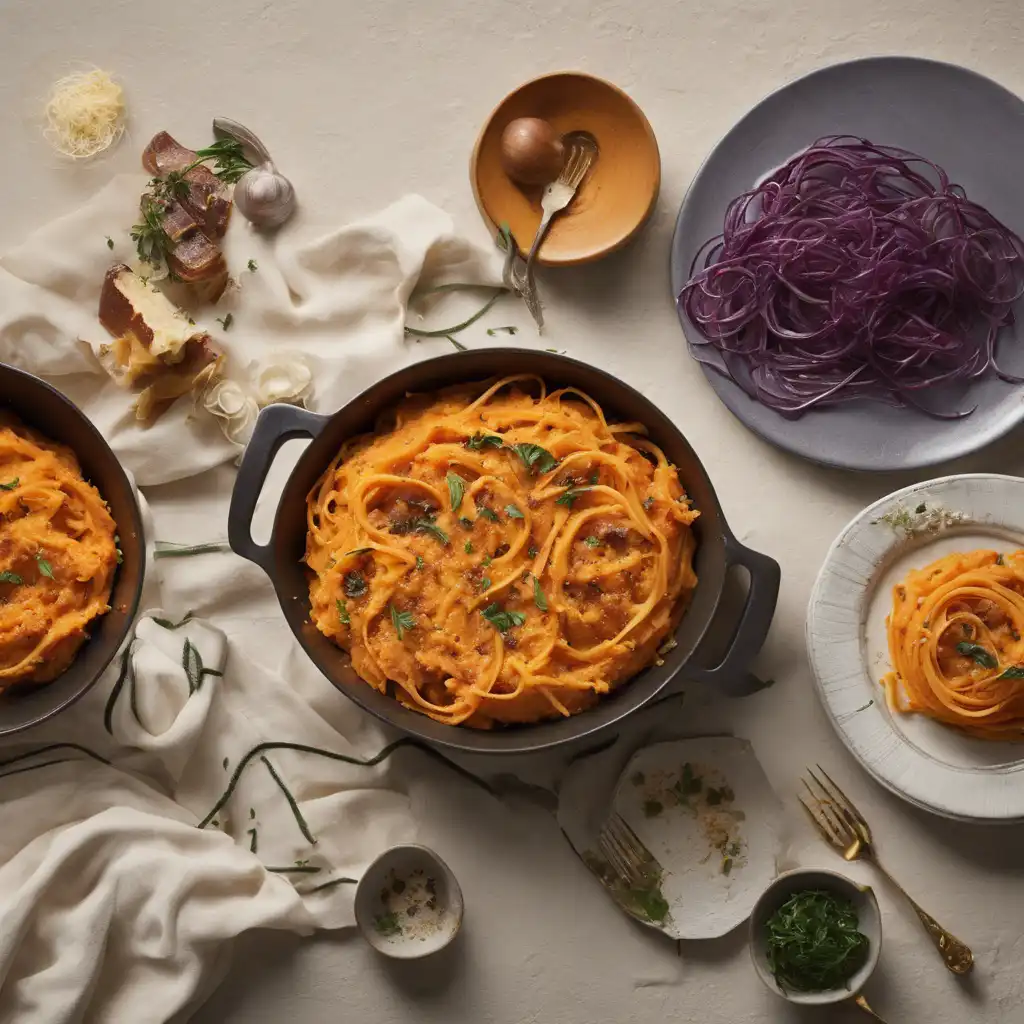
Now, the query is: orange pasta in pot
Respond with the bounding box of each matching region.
[882,548,1024,739]
[0,415,119,691]
[305,376,700,729]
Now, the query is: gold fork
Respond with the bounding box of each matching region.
[801,766,974,975]
[598,812,662,889]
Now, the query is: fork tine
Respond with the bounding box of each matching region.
[801,780,847,842]
[798,795,844,848]
[598,831,631,882]
[802,775,854,842]
[562,146,583,184]
[816,764,869,831]
[808,766,861,838]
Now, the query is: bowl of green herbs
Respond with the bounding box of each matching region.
[749,868,881,1005]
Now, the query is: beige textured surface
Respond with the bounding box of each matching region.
[3,0,1024,1021]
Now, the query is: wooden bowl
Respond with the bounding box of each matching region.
[471,72,661,266]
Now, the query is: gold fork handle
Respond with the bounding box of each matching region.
[874,861,974,974]
[854,994,889,1021]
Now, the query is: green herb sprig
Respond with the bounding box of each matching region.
[764,890,869,992]
[955,641,997,669]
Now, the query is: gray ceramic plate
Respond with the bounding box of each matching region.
[670,56,1024,472]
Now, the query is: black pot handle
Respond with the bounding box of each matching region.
[228,403,329,577]
[684,532,780,697]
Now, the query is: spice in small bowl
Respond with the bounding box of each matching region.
[354,844,463,959]
[749,868,881,1005]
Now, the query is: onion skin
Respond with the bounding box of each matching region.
[500,118,565,186]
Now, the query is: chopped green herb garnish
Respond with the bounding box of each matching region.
[215,313,234,331]
[528,545,538,558]
[482,555,492,567]
[509,443,558,475]
[764,890,870,993]
[955,641,997,669]
[584,535,600,548]
[465,432,503,451]
[247,258,258,272]
[446,472,466,511]
[105,236,115,250]
[336,599,350,625]
[478,507,499,522]
[415,555,424,570]
[414,518,450,545]
[0,479,18,490]
[481,603,526,632]
[447,335,467,352]
[589,471,600,485]
[374,912,402,937]
[389,605,415,640]
[0,571,23,585]
[464,541,473,554]
[533,576,548,611]
[35,554,54,579]
[486,325,519,336]
[556,486,590,508]
[996,554,1005,566]
[643,496,655,511]
[193,138,254,183]
[915,503,927,514]
[459,516,473,529]
[643,799,663,818]
[481,577,491,591]
[999,666,1024,679]
[504,504,524,519]
[344,570,367,598]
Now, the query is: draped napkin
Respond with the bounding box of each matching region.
[0,185,511,1022]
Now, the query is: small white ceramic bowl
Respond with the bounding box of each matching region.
[354,844,464,959]
[749,868,882,1005]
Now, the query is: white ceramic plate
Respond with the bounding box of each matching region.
[807,474,1024,822]
[605,737,781,939]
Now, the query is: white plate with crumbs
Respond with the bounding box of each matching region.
[603,737,781,939]
[807,474,1024,822]
[354,844,463,958]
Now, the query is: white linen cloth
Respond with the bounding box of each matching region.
[0,184,509,1022]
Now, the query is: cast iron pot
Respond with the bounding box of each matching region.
[228,350,780,754]
[0,365,145,737]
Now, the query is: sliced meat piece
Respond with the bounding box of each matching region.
[142,131,232,238]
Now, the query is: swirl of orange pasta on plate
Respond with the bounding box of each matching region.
[305,376,700,728]
[882,549,1024,739]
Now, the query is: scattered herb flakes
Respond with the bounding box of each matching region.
[105,236,114,250]
[247,258,258,272]
[643,799,664,818]
[464,541,473,554]
[414,517,450,545]
[996,554,1005,566]
[915,502,927,514]
[222,757,229,770]
[486,325,519,336]
[446,472,466,512]
[35,554,54,579]
[249,807,256,820]
[480,577,492,591]
[415,555,425,570]
[336,599,350,625]
[390,605,415,640]
[999,666,1024,679]
[343,570,367,598]
[478,507,499,522]
[447,335,467,352]
[643,496,655,511]
[374,912,402,937]
[0,571,24,585]
[248,828,258,853]
[0,479,18,490]
[528,544,539,558]
[584,535,600,548]
[481,603,526,632]
[510,443,558,475]
[215,313,234,331]
[955,641,997,669]
[465,432,503,451]
[504,504,524,519]
[481,555,492,567]
[533,576,548,611]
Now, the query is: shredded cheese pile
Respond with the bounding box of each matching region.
[44,68,125,159]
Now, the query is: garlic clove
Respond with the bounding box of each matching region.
[234,163,296,229]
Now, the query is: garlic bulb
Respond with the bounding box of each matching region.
[234,164,296,229]
[212,117,296,229]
